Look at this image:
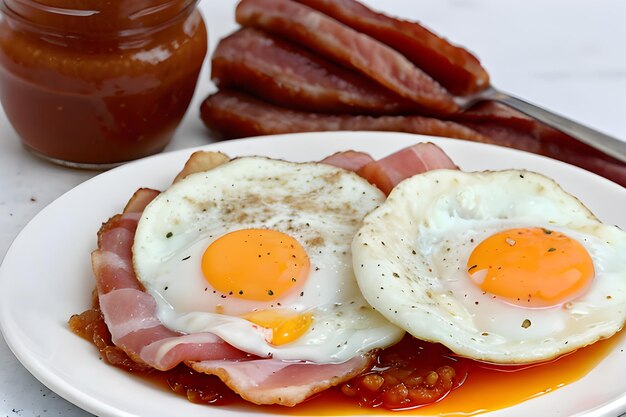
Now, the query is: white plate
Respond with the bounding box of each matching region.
[0,131,625,417]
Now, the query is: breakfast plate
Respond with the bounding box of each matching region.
[0,131,625,417]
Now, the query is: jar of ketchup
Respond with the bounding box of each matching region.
[0,0,207,167]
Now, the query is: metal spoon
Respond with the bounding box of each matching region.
[455,86,626,164]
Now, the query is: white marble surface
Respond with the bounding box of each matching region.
[0,1,624,416]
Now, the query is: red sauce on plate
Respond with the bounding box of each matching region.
[69,306,623,414]
[0,0,207,167]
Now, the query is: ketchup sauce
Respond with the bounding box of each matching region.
[69,307,622,415]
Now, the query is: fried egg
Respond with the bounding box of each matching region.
[352,169,626,364]
[133,156,404,363]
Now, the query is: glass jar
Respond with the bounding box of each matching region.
[0,0,207,168]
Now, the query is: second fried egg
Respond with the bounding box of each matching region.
[353,169,626,364]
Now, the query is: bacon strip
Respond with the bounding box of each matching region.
[294,0,489,96]
[191,353,373,407]
[358,142,458,194]
[99,288,162,338]
[460,121,626,187]
[321,150,374,172]
[89,188,383,405]
[457,101,624,160]
[172,151,230,183]
[449,102,625,186]
[92,189,249,370]
[123,188,160,213]
[235,0,458,114]
[200,90,485,141]
[212,28,415,115]
[92,247,142,294]
[201,88,625,186]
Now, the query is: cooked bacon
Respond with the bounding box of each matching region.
[456,101,536,126]
[92,189,251,369]
[200,90,485,141]
[294,0,489,96]
[94,234,245,369]
[235,0,458,114]
[323,143,462,208]
[123,188,160,213]
[92,250,142,294]
[321,150,374,172]
[99,289,163,338]
[88,186,384,405]
[191,353,374,407]
[457,101,624,161]
[138,333,246,370]
[173,151,230,183]
[456,102,577,151]
[213,28,416,114]
[461,122,626,187]
[452,103,625,186]
[358,142,458,194]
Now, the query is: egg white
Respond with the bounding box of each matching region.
[352,169,626,364]
[133,157,404,363]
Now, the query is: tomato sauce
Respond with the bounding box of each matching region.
[69,306,623,414]
[0,0,207,167]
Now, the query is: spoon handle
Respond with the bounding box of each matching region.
[492,90,626,164]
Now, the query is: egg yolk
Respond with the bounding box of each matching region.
[242,309,313,345]
[467,227,594,307]
[202,229,310,301]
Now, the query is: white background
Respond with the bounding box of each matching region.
[1,0,625,416]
